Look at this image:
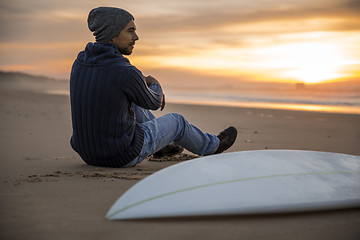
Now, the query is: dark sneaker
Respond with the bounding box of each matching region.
[214,126,238,154]
[153,142,184,158]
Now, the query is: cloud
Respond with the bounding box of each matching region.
[1,17,90,43]
[130,0,360,59]
[340,0,360,9]
[130,1,359,58]
[1,0,359,80]
[1,0,358,45]
[0,0,99,43]
[136,0,360,35]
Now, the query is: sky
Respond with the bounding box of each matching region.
[1,0,360,86]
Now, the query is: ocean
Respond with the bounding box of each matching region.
[3,71,358,115]
[46,86,360,114]
[164,87,360,114]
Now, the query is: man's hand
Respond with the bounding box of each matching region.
[145,75,165,111]
[145,75,159,86]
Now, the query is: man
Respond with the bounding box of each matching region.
[70,7,237,167]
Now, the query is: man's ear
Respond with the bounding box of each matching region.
[109,35,118,43]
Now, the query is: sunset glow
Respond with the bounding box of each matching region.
[133,32,358,84]
[252,40,348,83]
[0,0,359,86]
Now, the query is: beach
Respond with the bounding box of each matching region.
[1,78,360,240]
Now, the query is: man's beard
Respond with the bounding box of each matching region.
[119,47,132,55]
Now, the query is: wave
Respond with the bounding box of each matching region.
[166,91,360,114]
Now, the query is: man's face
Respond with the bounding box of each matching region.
[110,20,139,55]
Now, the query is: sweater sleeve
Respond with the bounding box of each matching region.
[123,67,163,110]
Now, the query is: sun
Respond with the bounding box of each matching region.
[276,42,346,84]
[289,61,342,84]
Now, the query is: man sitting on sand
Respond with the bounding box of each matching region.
[69,7,237,167]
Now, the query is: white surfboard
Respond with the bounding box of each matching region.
[106,150,360,220]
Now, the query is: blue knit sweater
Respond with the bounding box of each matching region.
[70,42,163,167]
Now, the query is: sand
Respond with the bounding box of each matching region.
[1,77,360,240]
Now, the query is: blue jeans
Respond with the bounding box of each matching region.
[123,104,220,167]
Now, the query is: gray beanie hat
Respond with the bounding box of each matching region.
[88,7,134,42]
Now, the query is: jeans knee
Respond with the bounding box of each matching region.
[169,113,187,139]
[170,113,185,123]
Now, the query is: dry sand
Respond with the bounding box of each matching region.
[1,78,360,240]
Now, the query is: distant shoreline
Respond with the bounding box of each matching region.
[1,70,359,115]
[44,89,360,115]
